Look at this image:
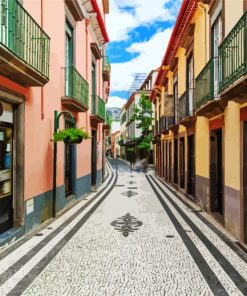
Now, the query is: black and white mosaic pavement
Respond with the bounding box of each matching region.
[0,159,247,295]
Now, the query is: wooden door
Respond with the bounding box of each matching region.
[210,129,223,215]
[179,137,185,189]
[187,135,195,197]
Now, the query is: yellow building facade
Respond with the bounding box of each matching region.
[152,0,247,245]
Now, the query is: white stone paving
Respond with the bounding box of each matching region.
[22,171,213,296]
[151,176,243,296]
[154,176,247,282]
[0,160,247,295]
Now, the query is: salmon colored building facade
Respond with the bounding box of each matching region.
[152,0,247,246]
[0,0,110,244]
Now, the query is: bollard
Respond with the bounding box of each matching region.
[115,160,118,174]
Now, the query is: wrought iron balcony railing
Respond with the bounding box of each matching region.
[178,88,195,120]
[195,58,219,109]
[155,120,159,134]
[91,95,106,121]
[219,10,247,92]
[0,0,50,78]
[65,66,89,108]
[102,55,111,81]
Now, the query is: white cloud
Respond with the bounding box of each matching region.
[107,96,127,108]
[110,27,172,92]
[106,0,176,42]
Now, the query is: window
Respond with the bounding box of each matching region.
[211,15,222,96]
[65,21,73,97]
[173,78,178,123]
[186,55,194,115]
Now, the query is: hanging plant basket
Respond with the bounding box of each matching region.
[53,128,89,144]
[63,136,83,144]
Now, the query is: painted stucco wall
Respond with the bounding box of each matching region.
[224,0,243,36]
[193,4,210,77]
[14,0,108,203]
[176,47,186,96]
[224,101,241,238]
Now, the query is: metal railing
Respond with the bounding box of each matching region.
[178,88,195,120]
[0,0,50,78]
[91,95,105,120]
[155,120,159,134]
[65,66,89,107]
[103,55,111,74]
[219,10,247,91]
[158,116,174,133]
[195,58,219,109]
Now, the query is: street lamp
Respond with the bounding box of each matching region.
[52,110,75,218]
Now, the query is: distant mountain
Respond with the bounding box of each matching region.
[106,107,121,120]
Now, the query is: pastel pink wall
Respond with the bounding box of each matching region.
[19,0,107,200]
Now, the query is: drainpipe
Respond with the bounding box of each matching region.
[41,0,44,120]
[198,2,207,63]
[85,19,90,133]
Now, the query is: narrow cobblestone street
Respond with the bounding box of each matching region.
[0,159,247,296]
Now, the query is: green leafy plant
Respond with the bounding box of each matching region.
[130,91,154,151]
[53,128,90,144]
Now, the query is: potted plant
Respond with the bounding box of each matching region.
[53,127,90,144]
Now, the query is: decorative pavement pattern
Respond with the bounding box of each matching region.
[0,159,246,295]
[111,213,143,237]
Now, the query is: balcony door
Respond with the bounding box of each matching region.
[0,1,18,50]
[173,79,178,124]
[91,62,96,114]
[186,56,194,116]
[65,22,73,97]
[212,15,222,97]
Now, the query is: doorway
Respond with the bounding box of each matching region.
[165,141,168,181]
[162,142,165,178]
[174,138,178,185]
[64,120,75,197]
[210,129,223,215]
[179,137,185,189]
[0,123,13,234]
[91,130,97,187]
[168,141,172,183]
[187,135,195,197]
[242,122,247,242]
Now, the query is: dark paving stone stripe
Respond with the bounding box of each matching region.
[7,174,118,296]
[0,171,115,286]
[146,175,227,296]
[156,176,247,264]
[0,162,111,260]
[150,175,247,295]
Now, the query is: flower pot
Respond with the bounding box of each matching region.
[63,136,83,144]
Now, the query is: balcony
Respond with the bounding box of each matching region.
[102,56,110,81]
[0,0,50,86]
[61,66,89,112]
[195,58,225,118]
[91,95,106,124]
[178,88,195,121]
[219,10,247,101]
[159,116,173,134]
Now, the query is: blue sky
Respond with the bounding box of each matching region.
[105,0,182,108]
